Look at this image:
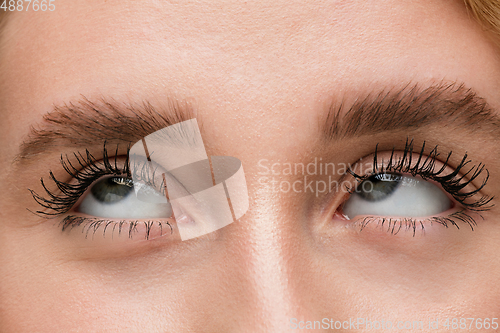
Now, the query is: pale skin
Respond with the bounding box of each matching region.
[1,0,500,332]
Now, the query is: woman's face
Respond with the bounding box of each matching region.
[1,0,500,331]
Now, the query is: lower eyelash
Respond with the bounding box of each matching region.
[351,210,481,237]
[60,215,173,240]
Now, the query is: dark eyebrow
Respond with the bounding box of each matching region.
[16,97,195,162]
[322,82,500,141]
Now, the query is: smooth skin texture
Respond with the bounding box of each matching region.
[1,0,500,332]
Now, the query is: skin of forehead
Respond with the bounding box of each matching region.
[1,0,500,164]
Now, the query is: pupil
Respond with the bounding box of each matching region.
[90,177,134,203]
[357,173,401,202]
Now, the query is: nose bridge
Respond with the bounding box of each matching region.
[241,222,295,330]
[225,193,316,332]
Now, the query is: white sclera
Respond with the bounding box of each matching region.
[78,183,172,219]
[343,175,452,218]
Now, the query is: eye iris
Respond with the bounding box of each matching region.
[90,177,134,203]
[358,173,401,201]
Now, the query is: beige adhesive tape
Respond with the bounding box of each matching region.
[129,119,249,240]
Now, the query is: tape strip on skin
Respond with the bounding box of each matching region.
[129,119,249,241]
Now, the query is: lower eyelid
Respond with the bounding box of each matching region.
[60,215,179,241]
[333,208,481,237]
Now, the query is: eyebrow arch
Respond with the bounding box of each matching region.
[15,97,195,163]
[322,82,500,141]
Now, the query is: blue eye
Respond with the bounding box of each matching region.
[343,173,453,218]
[78,176,172,219]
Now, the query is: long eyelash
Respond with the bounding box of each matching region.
[60,215,173,240]
[355,210,482,236]
[29,142,131,217]
[348,138,494,211]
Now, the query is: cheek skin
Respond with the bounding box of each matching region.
[309,219,500,321]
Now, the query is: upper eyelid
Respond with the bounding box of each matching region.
[29,144,132,217]
[347,144,493,211]
[350,140,475,183]
[30,142,186,217]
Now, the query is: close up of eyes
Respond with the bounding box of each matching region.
[29,139,493,242]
